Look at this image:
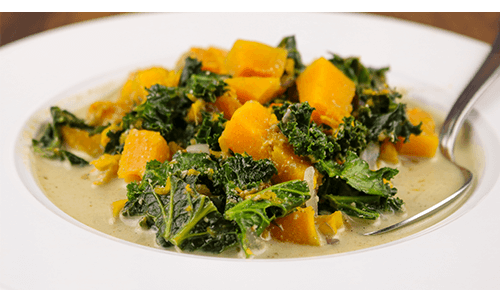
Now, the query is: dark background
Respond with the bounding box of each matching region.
[1,12,499,47]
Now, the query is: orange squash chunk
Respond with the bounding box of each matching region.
[225,39,288,78]
[225,77,282,105]
[214,91,242,119]
[315,211,343,238]
[111,199,128,218]
[117,129,171,183]
[396,108,439,158]
[91,154,121,185]
[270,131,315,183]
[218,101,277,160]
[296,57,356,128]
[87,100,131,127]
[60,126,103,157]
[189,46,229,75]
[379,139,399,164]
[269,206,320,246]
[118,67,180,106]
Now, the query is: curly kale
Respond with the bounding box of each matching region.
[316,151,403,219]
[278,35,305,76]
[330,53,422,143]
[180,56,228,103]
[32,106,102,166]
[123,153,239,253]
[328,53,389,92]
[224,180,310,257]
[273,102,368,163]
[334,116,368,161]
[122,151,308,256]
[122,84,192,140]
[213,153,277,210]
[104,58,228,154]
[273,101,404,220]
[273,102,337,162]
[194,112,227,151]
[356,90,422,143]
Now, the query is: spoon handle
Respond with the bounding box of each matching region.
[440,24,500,161]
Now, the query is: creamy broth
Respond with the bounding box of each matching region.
[30,89,483,259]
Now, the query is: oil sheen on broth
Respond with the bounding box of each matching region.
[30,86,483,259]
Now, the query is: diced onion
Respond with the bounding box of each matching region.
[186,144,210,154]
[304,166,318,214]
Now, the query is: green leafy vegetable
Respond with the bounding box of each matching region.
[104,58,228,154]
[357,91,422,143]
[224,180,310,256]
[32,106,97,166]
[316,151,403,219]
[180,56,228,103]
[123,153,239,253]
[328,53,388,91]
[329,53,421,143]
[273,102,368,163]
[179,57,203,87]
[278,35,305,75]
[185,73,228,103]
[194,112,227,150]
[122,84,193,142]
[213,153,277,210]
[273,102,337,162]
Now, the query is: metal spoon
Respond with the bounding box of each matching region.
[363,24,500,236]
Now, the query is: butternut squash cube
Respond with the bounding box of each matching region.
[118,67,180,106]
[189,46,229,75]
[111,199,128,218]
[214,91,242,120]
[270,131,315,183]
[315,211,343,238]
[269,206,320,246]
[87,100,131,127]
[117,129,171,183]
[296,57,356,128]
[396,108,439,158]
[60,126,103,158]
[91,154,121,185]
[225,77,282,105]
[379,139,399,164]
[218,101,277,160]
[225,39,288,78]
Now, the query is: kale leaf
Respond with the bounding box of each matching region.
[329,53,421,143]
[104,58,228,154]
[123,153,239,253]
[274,102,337,162]
[213,153,277,210]
[178,57,203,87]
[185,73,227,103]
[32,106,95,166]
[224,180,310,257]
[122,84,193,142]
[179,56,228,103]
[357,90,422,143]
[328,53,389,91]
[316,151,403,219]
[278,35,305,75]
[273,102,368,163]
[104,84,194,154]
[333,116,368,162]
[194,112,227,150]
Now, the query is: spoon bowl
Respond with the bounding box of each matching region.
[363,22,500,236]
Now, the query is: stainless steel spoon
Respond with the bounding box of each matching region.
[363,24,500,236]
